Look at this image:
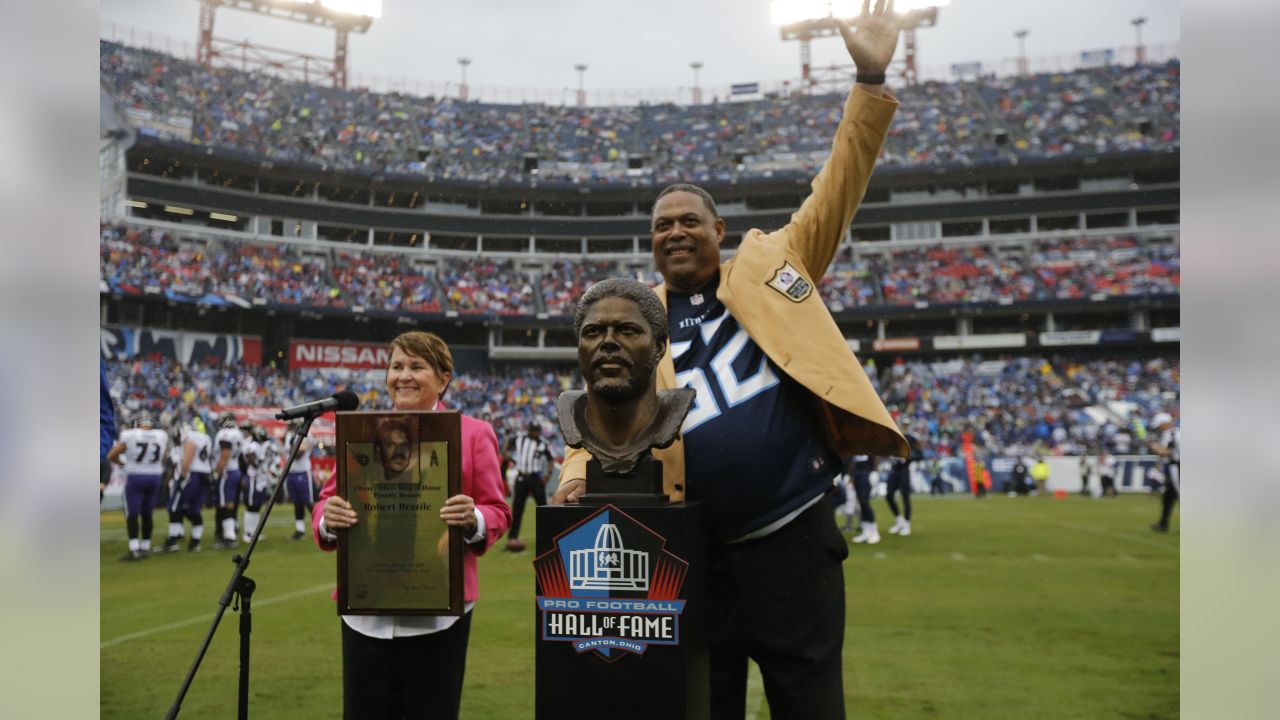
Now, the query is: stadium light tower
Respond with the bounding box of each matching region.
[690,61,704,105]
[1014,28,1030,76]
[458,57,472,101]
[195,0,380,89]
[1131,16,1148,64]
[769,0,946,91]
[575,63,589,107]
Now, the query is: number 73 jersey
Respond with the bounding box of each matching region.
[118,428,171,476]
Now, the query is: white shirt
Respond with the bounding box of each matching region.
[245,440,273,490]
[285,431,312,474]
[214,427,243,473]
[118,428,169,476]
[1100,456,1118,476]
[318,512,487,638]
[184,429,214,474]
[1159,428,1180,464]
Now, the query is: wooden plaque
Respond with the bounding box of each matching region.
[335,411,464,615]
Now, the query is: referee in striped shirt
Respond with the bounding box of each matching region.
[504,421,553,552]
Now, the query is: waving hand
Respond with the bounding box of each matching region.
[834,0,912,76]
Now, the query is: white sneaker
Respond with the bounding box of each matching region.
[898,521,911,537]
[851,523,881,544]
[888,517,905,535]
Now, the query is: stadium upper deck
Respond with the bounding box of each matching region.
[101,40,1179,186]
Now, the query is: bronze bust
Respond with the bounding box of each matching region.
[557,278,694,503]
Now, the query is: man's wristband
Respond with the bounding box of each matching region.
[856,72,886,85]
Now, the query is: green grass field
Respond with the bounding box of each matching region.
[101,494,1178,719]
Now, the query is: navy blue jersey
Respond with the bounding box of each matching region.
[668,277,839,543]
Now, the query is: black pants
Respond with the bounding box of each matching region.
[508,472,546,540]
[851,470,874,524]
[100,459,112,502]
[340,612,472,720]
[1100,475,1117,496]
[885,471,911,521]
[1157,464,1179,529]
[706,499,849,720]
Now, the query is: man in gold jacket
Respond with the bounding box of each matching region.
[555,4,912,717]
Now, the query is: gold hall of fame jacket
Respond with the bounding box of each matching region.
[560,85,909,503]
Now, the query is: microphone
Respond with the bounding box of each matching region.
[275,390,361,421]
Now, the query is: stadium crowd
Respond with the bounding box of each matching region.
[874,245,1041,305]
[101,40,1179,184]
[106,353,1177,463]
[1031,236,1180,298]
[978,61,1180,157]
[101,224,1179,315]
[437,257,537,315]
[876,354,1179,461]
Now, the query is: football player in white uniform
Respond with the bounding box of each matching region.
[159,421,214,553]
[242,426,275,542]
[283,420,315,540]
[212,413,245,549]
[106,412,170,561]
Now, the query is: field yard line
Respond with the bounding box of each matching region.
[101,583,333,649]
[1009,511,1178,553]
[951,552,967,561]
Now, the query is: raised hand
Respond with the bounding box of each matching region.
[834,0,910,76]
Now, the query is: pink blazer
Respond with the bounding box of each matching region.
[312,408,512,604]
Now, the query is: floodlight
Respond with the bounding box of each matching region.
[196,0,381,88]
[286,0,382,18]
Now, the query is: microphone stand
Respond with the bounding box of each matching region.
[165,414,317,720]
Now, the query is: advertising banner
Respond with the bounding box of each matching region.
[101,326,261,366]
[872,337,921,352]
[1039,331,1101,347]
[933,334,1027,350]
[291,339,392,371]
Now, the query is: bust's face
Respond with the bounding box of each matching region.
[578,296,658,403]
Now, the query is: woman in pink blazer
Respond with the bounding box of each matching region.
[313,331,511,719]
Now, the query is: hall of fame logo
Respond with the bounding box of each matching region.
[534,505,688,662]
[766,260,813,302]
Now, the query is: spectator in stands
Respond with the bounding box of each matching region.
[100,40,1179,185]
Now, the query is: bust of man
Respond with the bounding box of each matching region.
[557,278,694,480]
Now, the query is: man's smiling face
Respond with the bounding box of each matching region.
[651,190,725,293]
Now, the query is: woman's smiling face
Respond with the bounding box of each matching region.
[386,346,450,411]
